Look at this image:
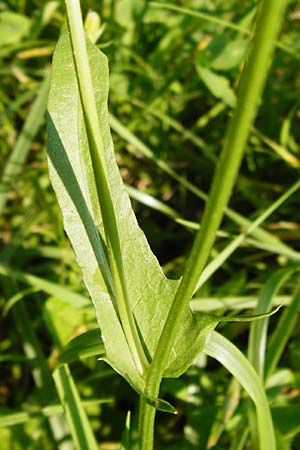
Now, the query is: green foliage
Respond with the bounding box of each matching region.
[1,0,300,449]
[47,28,218,391]
[0,11,31,46]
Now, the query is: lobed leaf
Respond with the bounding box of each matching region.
[47,31,217,393]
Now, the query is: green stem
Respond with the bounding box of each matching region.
[64,0,148,374]
[205,332,276,450]
[138,398,156,450]
[140,0,288,447]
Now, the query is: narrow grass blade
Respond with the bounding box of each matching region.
[253,126,300,168]
[130,97,213,161]
[53,364,99,450]
[204,331,276,450]
[126,184,179,219]
[0,70,50,215]
[0,264,89,308]
[2,286,39,316]
[149,2,300,60]
[109,113,300,261]
[127,184,227,236]
[149,2,251,34]
[58,329,105,365]
[248,267,300,380]
[191,295,290,312]
[195,180,300,291]
[0,89,37,126]
[265,283,300,380]
[207,378,241,448]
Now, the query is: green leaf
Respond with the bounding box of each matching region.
[58,329,105,365]
[210,39,249,71]
[0,12,31,46]
[196,65,236,107]
[47,31,217,392]
[196,35,249,71]
[204,331,276,450]
[59,330,176,413]
[138,394,177,414]
[163,313,218,377]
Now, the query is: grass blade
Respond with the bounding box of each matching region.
[0,264,89,308]
[53,364,99,450]
[204,331,276,450]
[195,180,300,291]
[265,283,300,380]
[110,113,300,261]
[248,267,300,380]
[149,2,300,60]
[58,329,105,365]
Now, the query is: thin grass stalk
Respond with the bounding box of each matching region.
[140,0,288,448]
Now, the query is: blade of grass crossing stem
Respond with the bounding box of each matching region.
[64,0,148,375]
[109,114,300,262]
[265,282,300,380]
[204,332,276,450]
[126,184,179,220]
[195,180,300,291]
[2,286,39,317]
[0,264,89,308]
[0,70,50,214]
[53,365,99,450]
[140,2,288,448]
[149,2,300,60]
[58,329,105,366]
[191,295,290,313]
[248,267,300,380]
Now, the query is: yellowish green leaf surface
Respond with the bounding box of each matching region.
[47,31,218,393]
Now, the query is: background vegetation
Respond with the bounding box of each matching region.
[0,0,300,449]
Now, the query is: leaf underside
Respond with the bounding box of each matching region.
[47,31,217,394]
